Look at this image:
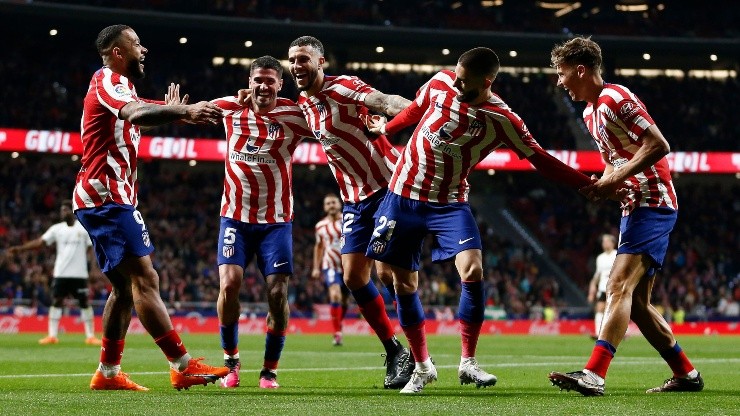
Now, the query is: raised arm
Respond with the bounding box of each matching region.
[364,91,411,117]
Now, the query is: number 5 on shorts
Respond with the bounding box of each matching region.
[223,227,237,244]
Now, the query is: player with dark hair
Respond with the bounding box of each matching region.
[4,200,101,346]
[548,36,703,396]
[283,35,415,389]
[74,24,228,391]
[211,55,313,389]
[312,193,348,346]
[364,47,595,394]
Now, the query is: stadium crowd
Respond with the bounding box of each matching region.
[44,0,738,38]
[1,156,737,321]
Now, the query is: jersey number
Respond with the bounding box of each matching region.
[372,216,397,240]
[223,227,237,244]
[342,213,355,234]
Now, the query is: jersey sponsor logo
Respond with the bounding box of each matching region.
[620,102,639,118]
[222,245,234,258]
[243,137,260,154]
[421,124,462,160]
[113,84,132,99]
[468,120,484,137]
[229,150,276,164]
[313,130,340,147]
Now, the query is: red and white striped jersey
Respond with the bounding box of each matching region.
[583,83,677,215]
[315,216,343,271]
[389,70,539,203]
[73,67,141,210]
[297,75,399,203]
[213,96,312,223]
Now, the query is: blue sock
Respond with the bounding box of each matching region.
[659,342,682,359]
[264,329,286,363]
[397,292,425,327]
[351,281,381,305]
[220,322,239,351]
[457,281,485,323]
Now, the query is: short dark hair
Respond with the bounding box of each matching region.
[458,47,500,79]
[60,200,73,210]
[289,36,325,55]
[251,55,283,78]
[95,24,132,55]
[550,36,603,72]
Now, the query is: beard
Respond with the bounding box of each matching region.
[127,59,145,79]
[295,69,318,91]
[456,89,480,103]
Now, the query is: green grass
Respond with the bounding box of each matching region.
[0,333,737,415]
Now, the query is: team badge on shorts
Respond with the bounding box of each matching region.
[223,245,234,258]
[142,231,151,247]
[370,239,387,254]
[339,234,345,249]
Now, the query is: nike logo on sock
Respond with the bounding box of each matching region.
[273,261,288,268]
[458,237,474,245]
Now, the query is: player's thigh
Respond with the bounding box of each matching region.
[365,192,425,272]
[256,223,293,277]
[217,217,254,270]
[427,202,482,264]
[75,204,154,274]
[607,253,651,295]
[340,189,387,255]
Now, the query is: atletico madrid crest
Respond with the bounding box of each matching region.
[223,245,234,258]
[141,231,151,247]
[371,239,387,254]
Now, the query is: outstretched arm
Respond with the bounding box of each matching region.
[364,91,411,116]
[119,100,222,126]
[6,238,45,255]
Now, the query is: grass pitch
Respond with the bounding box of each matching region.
[0,333,737,415]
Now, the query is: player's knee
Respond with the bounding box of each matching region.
[459,262,483,282]
[219,273,242,296]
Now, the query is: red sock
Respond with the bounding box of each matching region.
[401,322,429,363]
[330,304,343,333]
[358,295,395,341]
[154,330,188,361]
[663,348,695,377]
[460,320,483,358]
[585,344,614,379]
[100,337,125,366]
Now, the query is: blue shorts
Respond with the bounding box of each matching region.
[75,203,154,273]
[365,192,481,271]
[323,268,344,287]
[217,217,293,276]
[341,188,388,255]
[618,207,677,275]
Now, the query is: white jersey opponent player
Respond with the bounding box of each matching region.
[548,36,703,396]
[285,35,415,389]
[4,200,100,346]
[73,24,228,391]
[212,56,313,390]
[364,47,594,394]
[587,234,617,339]
[311,193,348,346]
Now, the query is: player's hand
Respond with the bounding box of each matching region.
[237,88,253,106]
[184,101,223,125]
[165,83,190,105]
[360,114,387,135]
[311,268,320,279]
